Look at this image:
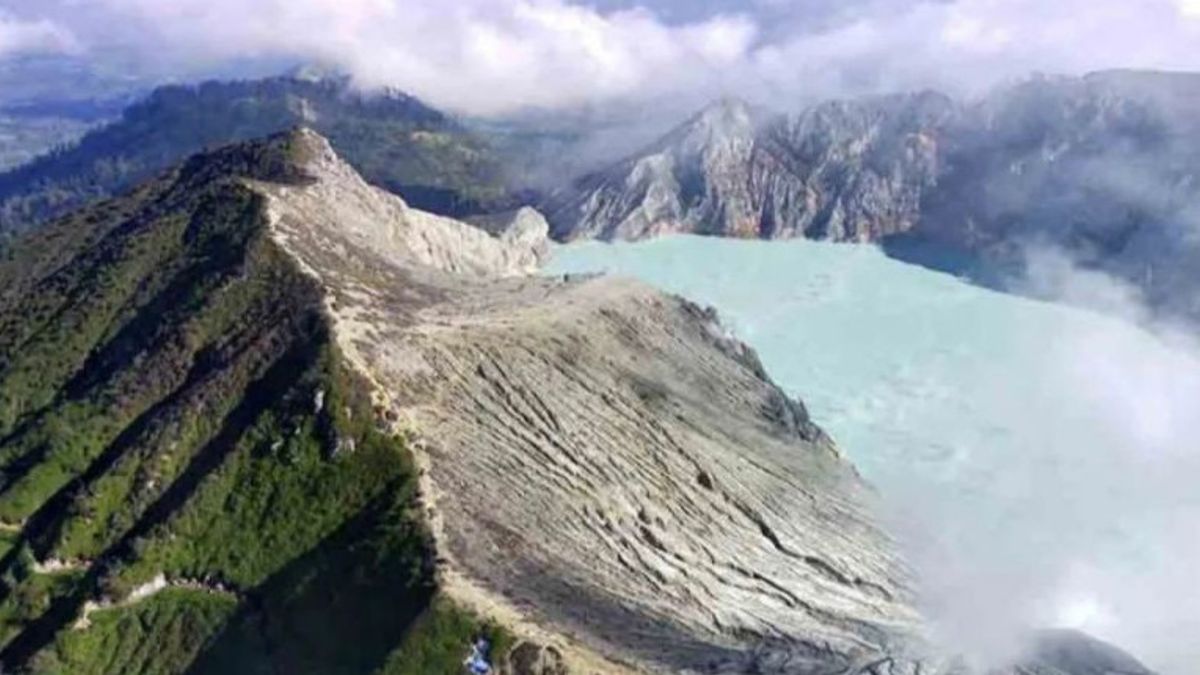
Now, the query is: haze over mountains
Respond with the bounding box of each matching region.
[547,70,1200,322]
[7,67,1200,329]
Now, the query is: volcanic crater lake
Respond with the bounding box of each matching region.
[545,235,1200,674]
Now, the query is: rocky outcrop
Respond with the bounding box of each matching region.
[258,131,548,278]
[466,206,552,267]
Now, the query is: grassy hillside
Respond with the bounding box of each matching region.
[0,133,508,674]
[0,77,516,241]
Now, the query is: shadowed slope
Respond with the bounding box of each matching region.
[0,131,511,674]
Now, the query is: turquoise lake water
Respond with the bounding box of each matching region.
[546,236,1200,673]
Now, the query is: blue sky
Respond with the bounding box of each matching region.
[1,0,1199,114]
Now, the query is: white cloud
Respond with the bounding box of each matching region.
[740,0,1200,104]
[17,0,755,115]
[850,245,1200,675]
[0,11,75,58]
[3,0,1199,114]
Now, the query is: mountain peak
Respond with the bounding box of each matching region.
[677,95,756,145]
[170,126,330,189]
[286,62,348,84]
[0,75,510,238]
[269,126,340,177]
[699,95,752,119]
[244,129,549,278]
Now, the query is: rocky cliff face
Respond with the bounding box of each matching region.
[545,93,953,243]
[543,98,761,240]
[0,129,1159,674]
[547,71,1200,320]
[465,206,552,268]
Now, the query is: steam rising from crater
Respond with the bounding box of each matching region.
[547,236,1200,674]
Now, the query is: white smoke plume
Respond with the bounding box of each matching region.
[894,244,1200,674]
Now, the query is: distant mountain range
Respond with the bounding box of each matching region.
[0,89,133,173]
[547,70,1200,320]
[3,69,1200,323]
[0,77,520,239]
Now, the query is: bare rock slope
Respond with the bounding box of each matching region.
[262,129,926,673]
[545,95,949,244]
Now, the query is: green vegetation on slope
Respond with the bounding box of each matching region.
[0,133,507,674]
[35,590,238,675]
[377,598,514,675]
[0,77,516,239]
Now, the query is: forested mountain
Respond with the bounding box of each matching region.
[0,76,517,240]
